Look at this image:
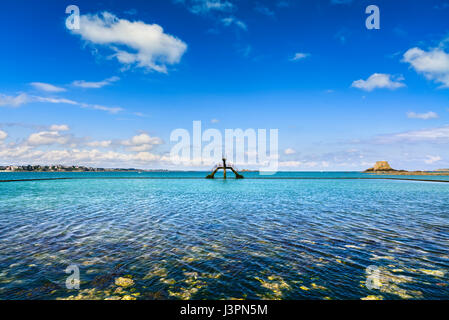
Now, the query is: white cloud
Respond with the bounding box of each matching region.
[351,73,405,91]
[121,133,163,146]
[71,12,187,73]
[80,103,123,114]
[50,124,70,131]
[211,118,219,123]
[284,148,296,155]
[376,125,449,143]
[72,76,120,89]
[121,133,163,152]
[176,0,234,15]
[403,47,449,88]
[0,144,162,167]
[27,131,71,146]
[424,155,442,164]
[36,96,123,114]
[0,145,36,158]
[0,129,167,167]
[0,93,30,107]
[0,93,122,114]
[86,140,112,148]
[32,149,160,164]
[0,130,7,141]
[406,111,439,120]
[127,144,155,152]
[34,96,78,105]
[30,82,66,92]
[290,52,310,61]
[176,1,247,33]
[221,16,247,30]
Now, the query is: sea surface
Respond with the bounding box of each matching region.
[0,171,448,300]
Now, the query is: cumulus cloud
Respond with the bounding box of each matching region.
[284,148,296,155]
[1,148,160,165]
[0,145,163,167]
[122,133,163,146]
[50,124,70,131]
[406,111,438,120]
[290,52,310,61]
[0,145,35,158]
[70,12,187,73]
[30,82,66,92]
[126,144,155,152]
[86,140,112,148]
[121,133,163,152]
[351,73,405,91]
[211,118,219,123]
[0,130,7,141]
[403,47,449,88]
[72,76,120,89]
[27,131,71,146]
[0,125,170,168]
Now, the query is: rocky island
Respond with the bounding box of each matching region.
[364,161,449,176]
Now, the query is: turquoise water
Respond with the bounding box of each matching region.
[2,170,449,181]
[0,172,448,300]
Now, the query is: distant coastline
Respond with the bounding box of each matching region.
[364,161,449,176]
[1,162,449,175]
[0,165,169,173]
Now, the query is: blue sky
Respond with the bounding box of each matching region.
[1,0,449,170]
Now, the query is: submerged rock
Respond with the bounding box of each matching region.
[115,277,134,288]
[419,269,445,277]
[361,295,384,300]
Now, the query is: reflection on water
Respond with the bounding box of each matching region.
[0,175,448,300]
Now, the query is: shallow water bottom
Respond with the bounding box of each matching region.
[0,177,448,300]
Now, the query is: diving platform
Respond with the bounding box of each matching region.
[206,158,244,179]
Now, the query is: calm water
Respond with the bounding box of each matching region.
[0,172,448,300]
